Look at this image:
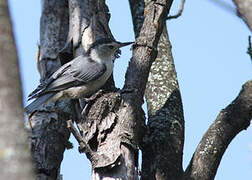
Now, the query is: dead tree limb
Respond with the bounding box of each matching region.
[64,0,175,179]
[185,80,252,180]
[29,0,71,179]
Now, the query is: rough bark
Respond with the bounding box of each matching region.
[65,0,123,179]
[124,0,174,178]
[128,0,145,38]
[123,0,175,178]
[129,1,184,179]
[62,0,174,179]
[142,27,184,180]
[29,0,71,179]
[0,0,34,179]
[184,80,252,180]
[233,0,252,31]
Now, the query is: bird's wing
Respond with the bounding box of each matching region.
[28,63,71,99]
[28,55,106,100]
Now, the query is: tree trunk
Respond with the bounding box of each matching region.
[142,26,184,180]
[129,1,184,179]
[62,0,174,179]
[29,0,71,179]
[27,0,252,179]
[0,0,34,179]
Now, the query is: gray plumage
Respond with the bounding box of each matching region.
[25,38,133,114]
[25,93,56,114]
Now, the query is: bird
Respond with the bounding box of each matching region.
[25,38,133,114]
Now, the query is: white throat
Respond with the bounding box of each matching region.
[90,49,113,64]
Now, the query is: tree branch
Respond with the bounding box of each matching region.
[65,1,131,179]
[29,1,71,179]
[72,0,175,179]
[129,0,184,179]
[124,0,174,106]
[142,26,184,180]
[233,0,252,31]
[247,36,252,60]
[167,0,185,20]
[185,80,252,180]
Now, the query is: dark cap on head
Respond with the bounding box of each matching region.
[88,38,115,50]
[86,38,134,55]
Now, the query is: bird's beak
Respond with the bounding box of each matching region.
[118,41,134,48]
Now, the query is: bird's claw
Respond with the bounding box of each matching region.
[83,89,104,102]
[114,49,121,58]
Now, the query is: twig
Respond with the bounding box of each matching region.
[247,36,252,60]
[66,120,91,153]
[167,0,185,20]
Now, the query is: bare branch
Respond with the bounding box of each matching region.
[124,0,174,105]
[233,0,252,31]
[167,0,185,20]
[66,120,90,153]
[247,36,252,60]
[129,0,184,179]
[185,80,252,180]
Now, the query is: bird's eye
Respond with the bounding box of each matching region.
[108,45,114,49]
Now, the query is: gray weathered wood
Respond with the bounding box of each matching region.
[184,80,252,180]
[142,27,184,180]
[29,1,71,179]
[64,0,175,179]
[129,1,184,179]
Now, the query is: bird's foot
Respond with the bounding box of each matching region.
[84,89,104,102]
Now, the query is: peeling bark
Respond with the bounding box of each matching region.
[67,0,113,54]
[29,0,71,179]
[66,0,124,178]
[185,80,252,180]
[0,0,34,179]
[64,0,174,179]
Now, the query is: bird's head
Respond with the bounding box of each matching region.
[87,38,133,62]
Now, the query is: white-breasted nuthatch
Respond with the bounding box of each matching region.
[25,38,133,114]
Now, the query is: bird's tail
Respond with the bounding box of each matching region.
[24,92,56,114]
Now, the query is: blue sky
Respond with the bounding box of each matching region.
[8,0,252,179]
